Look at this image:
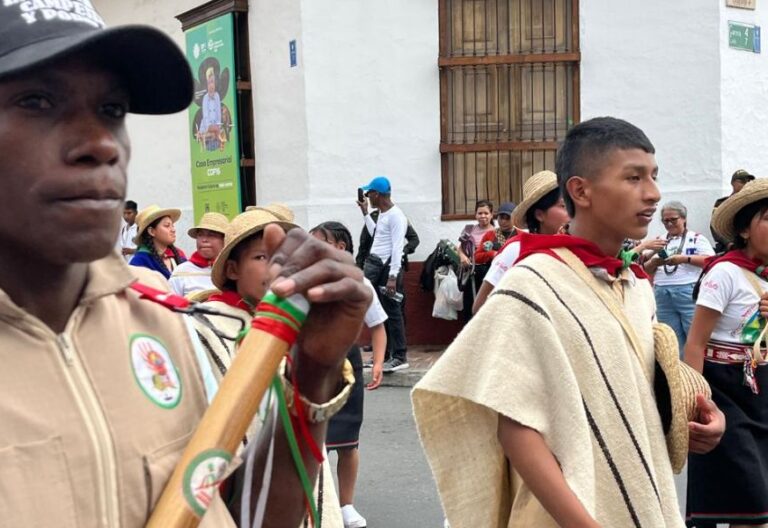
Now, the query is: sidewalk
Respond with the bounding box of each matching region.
[361,345,445,388]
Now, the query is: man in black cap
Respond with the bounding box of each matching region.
[711,169,756,252]
[0,3,367,526]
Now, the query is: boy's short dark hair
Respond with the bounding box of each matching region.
[556,117,656,217]
[125,200,138,211]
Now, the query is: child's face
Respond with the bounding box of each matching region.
[225,236,270,301]
[577,147,660,242]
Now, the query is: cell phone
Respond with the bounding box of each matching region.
[357,188,365,203]
[658,249,669,260]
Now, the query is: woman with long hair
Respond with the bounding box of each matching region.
[129,204,186,278]
[457,199,495,320]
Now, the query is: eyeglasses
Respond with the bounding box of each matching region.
[662,217,680,225]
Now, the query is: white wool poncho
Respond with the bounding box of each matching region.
[412,253,684,527]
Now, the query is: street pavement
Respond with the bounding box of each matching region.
[327,386,444,528]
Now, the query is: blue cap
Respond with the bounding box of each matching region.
[361,176,391,194]
[498,202,516,215]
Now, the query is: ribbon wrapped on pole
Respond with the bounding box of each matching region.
[146,291,310,528]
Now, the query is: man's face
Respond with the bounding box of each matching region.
[366,190,379,208]
[732,180,746,194]
[196,229,225,260]
[0,56,130,265]
[576,148,660,242]
[123,208,137,225]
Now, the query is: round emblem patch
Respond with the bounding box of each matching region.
[129,334,182,409]
[182,450,232,516]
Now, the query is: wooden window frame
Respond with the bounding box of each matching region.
[438,0,580,220]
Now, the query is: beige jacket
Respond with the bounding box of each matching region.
[0,254,233,527]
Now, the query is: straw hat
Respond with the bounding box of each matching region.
[188,212,229,238]
[511,170,558,229]
[133,204,182,245]
[712,178,768,243]
[211,204,298,289]
[653,323,711,473]
[245,203,295,223]
[187,288,218,303]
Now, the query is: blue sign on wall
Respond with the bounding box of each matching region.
[289,40,297,67]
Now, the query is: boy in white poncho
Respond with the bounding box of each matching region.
[413,117,725,527]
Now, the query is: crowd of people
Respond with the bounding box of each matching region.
[3,4,767,528]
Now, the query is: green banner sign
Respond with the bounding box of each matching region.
[185,13,241,223]
[729,20,761,53]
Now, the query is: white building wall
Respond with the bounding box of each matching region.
[580,0,723,240]
[719,3,768,194]
[297,0,445,257]
[96,0,767,257]
[249,0,311,228]
[96,0,200,254]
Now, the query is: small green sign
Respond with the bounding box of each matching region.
[185,14,242,223]
[729,21,761,53]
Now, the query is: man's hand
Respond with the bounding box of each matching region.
[385,276,397,297]
[356,199,368,216]
[689,394,725,454]
[264,225,372,398]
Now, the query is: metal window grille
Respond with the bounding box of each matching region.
[439,0,580,218]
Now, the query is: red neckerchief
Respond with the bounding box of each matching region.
[515,231,649,279]
[163,247,187,259]
[702,250,768,280]
[207,290,255,313]
[188,251,213,268]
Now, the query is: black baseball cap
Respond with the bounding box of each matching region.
[0,2,192,115]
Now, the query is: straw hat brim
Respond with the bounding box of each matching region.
[133,208,181,245]
[653,323,711,473]
[211,219,297,290]
[511,173,559,229]
[711,178,768,243]
[188,219,229,239]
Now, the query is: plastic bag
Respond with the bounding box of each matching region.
[433,266,463,320]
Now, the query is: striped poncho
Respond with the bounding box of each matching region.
[412,253,683,527]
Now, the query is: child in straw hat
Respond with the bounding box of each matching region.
[686,178,768,527]
[0,5,372,525]
[168,212,228,297]
[413,117,724,528]
[191,206,346,527]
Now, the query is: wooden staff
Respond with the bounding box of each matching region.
[146,292,309,528]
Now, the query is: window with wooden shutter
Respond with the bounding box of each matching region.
[439,0,580,219]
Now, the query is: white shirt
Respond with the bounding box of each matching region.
[169,261,215,298]
[485,240,522,288]
[365,205,408,276]
[697,261,767,344]
[363,278,388,327]
[653,231,714,287]
[118,222,138,262]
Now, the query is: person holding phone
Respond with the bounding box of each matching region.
[356,176,410,372]
[644,201,715,353]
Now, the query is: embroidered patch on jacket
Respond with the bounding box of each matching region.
[182,449,232,516]
[129,334,182,409]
